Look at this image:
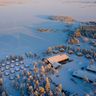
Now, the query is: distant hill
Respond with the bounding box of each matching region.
[0,0,30,5]
[60,0,96,4]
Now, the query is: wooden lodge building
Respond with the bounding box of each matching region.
[46,54,69,69]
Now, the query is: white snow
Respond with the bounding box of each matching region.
[0,0,96,96]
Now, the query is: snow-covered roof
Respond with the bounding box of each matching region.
[52,62,61,68]
[73,70,96,82]
[47,54,69,63]
[87,65,96,73]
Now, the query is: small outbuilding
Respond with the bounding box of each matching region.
[87,65,96,73]
[72,70,96,82]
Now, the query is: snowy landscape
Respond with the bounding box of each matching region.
[0,0,96,96]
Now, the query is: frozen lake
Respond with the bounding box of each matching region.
[0,0,96,57]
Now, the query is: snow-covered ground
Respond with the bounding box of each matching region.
[0,0,96,96]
